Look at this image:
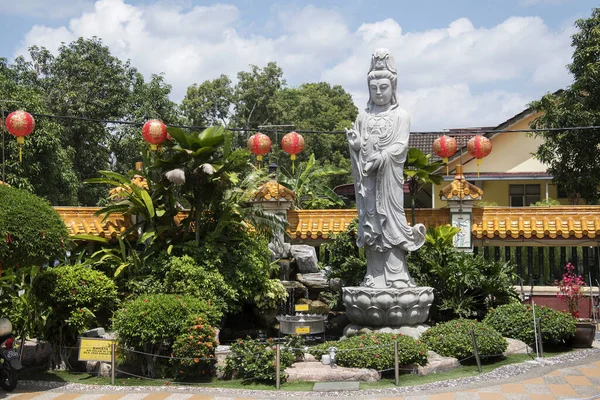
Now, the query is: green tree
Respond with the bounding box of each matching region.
[232,62,285,129]
[0,57,79,204]
[182,74,233,127]
[530,8,600,204]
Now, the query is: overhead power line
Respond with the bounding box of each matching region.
[21,112,600,136]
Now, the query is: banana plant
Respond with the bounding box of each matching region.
[277,153,347,209]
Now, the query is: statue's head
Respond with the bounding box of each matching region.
[367,48,397,108]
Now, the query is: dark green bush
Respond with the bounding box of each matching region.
[483,302,576,345]
[308,333,427,370]
[421,319,507,360]
[324,219,366,287]
[33,264,118,368]
[0,185,68,268]
[221,336,303,383]
[113,294,221,377]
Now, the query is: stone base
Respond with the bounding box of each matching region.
[343,286,434,327]
[343,324,429,339]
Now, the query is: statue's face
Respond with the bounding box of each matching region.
[369,78,393,106]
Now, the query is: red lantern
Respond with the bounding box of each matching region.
[142,119,167,150]
[5,110,35,162]
[467,135,492,177]
[281,131,304,173]
[247,133,272,162]
[432,135,457,175]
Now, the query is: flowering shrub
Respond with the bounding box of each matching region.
[171,315,218,378]
[421,319,507,360]
[221,336,301,383]
[483,302,576,345]
[555,262,585,318]
[308,333,427,370]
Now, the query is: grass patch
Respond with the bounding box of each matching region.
[20,349,573,391]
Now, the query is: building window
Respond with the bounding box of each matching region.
[509,184,540,207]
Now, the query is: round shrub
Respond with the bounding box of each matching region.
[308,333,427,370]
[483,302,576,345]
[421,319,507,360]
[0,185,68,268]
[113,294,222,377]
[172,315,218,379]
[221,337,296,383]
[33,264,118,368]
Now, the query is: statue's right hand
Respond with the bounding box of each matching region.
[346,128,359,149]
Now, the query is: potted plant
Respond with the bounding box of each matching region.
[555,262,596,347]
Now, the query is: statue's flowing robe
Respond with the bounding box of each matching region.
[349,104,426,287]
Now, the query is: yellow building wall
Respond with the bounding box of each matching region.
[430,111,569,209]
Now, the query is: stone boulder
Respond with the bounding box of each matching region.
[415,351,460,375]
[296,272,329,290]
[308,300,330,315]
[503,338,533,355]
[285,361,380,382]
[291,245,319,273]
[86,361,111,378]
[21,339,52,367]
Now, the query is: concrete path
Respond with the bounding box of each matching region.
[4,354,600,400]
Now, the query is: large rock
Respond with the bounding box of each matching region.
[291,245,319,273]
[309,300,330,315]
[297,272,329,290]
[285,361,380,382]
[21,339,52,367]
[503,338,533,355]
[86,361,111,377]
[415,351,460,375]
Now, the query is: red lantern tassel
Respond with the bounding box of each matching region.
[476,158,482,177]
[443,157,449,175]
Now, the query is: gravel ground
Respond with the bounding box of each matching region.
[15,348,600,398]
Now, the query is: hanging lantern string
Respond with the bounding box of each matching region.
[22,112,600,135]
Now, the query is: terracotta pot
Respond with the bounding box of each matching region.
[569,321,597,348]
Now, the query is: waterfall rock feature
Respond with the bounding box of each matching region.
[291,245,319,273]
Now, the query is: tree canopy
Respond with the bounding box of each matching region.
[530,8,600,204]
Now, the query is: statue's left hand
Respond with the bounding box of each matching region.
[363,154,382,174]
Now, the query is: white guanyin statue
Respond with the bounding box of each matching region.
[346,48,426,289]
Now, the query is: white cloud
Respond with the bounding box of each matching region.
[13,0,576,130]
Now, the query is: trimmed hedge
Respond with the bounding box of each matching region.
[421,319,507,360]
[483,302,576,345]
[308,333,427,370]
[0,185,68,268]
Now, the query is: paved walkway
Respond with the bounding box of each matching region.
[4,354,600,400]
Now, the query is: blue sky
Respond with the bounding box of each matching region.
[0,0,597,130]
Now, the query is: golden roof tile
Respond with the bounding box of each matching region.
[252,180,295,201]
[439,165,483,201]
[54,207,129,238]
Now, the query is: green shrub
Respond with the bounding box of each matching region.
[483,302,576,345]
[308,333,427,370]
[172,315,218,379]
[113,294,221,377]
[33,264,118,368]
[408,226,518,321]
[421,319,508,360]
[183,231,287,312]
[0,185,68,268]
[221,336,302,383]
[324,219,366,287]
[163,255,237,314]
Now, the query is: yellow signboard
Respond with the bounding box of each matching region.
[78,338,113,362]
[295,326,310,334]
[295,304,309,312]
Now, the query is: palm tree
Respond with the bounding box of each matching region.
[404,148,444,226]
